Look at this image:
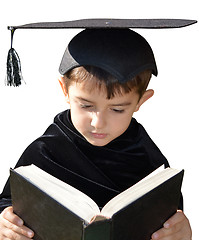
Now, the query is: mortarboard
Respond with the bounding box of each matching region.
[6,18,197,87]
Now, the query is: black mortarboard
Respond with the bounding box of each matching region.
[6,18,197,86]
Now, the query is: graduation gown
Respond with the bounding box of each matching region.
[0,110,179,213]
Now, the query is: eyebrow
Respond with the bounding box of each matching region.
[76,97,93,103]
[110,102,132,107]
[76,97,132,106]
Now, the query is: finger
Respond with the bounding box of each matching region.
[151,226,171,239]
[3,226,34,240]
[1,206,24,227]
[152,211,191,240]
[1,207,34,238]
[163,211,186,229]
[2,216,34,239]
[151,227,182,240]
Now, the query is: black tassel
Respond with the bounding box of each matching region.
[6,28,23,87]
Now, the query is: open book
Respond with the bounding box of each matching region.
[10,164,184,240]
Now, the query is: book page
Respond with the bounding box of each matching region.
[101,167,181,217]
[15,165,100,223]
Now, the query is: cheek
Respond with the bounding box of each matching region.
[110,114,132,136]
[70,107,90,130]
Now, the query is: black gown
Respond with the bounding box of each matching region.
[0,110,182,212]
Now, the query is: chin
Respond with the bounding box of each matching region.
[86,138,111,147]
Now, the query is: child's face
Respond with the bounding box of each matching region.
[60,77,153,147]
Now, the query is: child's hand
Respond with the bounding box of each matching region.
[151,210,192,240]
[0,206,34,239]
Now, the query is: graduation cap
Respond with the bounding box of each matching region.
[6,18,197,87]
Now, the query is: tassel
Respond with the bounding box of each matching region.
[6,28,23,86]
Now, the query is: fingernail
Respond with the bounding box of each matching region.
[17,218,23,226]
[163,222,170,228]
[152,232,159,239]
[28,230,34,238]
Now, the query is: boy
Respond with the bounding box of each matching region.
[0,27,192,239]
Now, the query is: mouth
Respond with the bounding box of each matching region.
[91,132,108,139]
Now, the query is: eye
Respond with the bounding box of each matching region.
[111,108,125,113]
[80,104,93,109]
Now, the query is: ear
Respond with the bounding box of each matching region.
[135,89,154,112]
[58,76,70,104]
[58,76,67,96]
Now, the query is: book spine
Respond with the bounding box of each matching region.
[83,220,111,240]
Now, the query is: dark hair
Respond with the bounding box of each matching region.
[63,66,152,99]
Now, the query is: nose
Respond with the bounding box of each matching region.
[90,112,106,129]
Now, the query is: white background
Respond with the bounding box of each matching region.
[0,0,198,238]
